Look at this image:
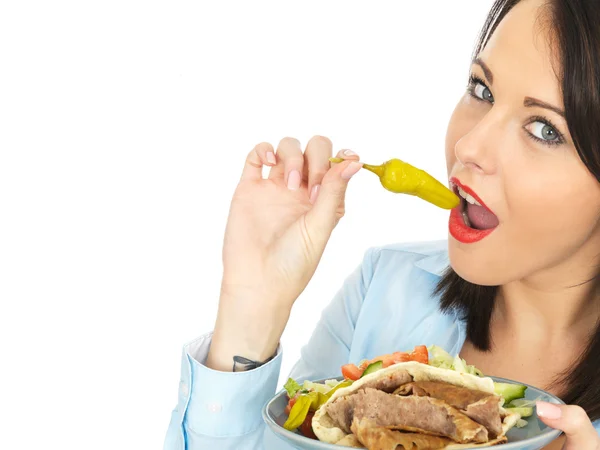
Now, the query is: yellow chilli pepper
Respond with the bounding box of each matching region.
[330,157,460,210]
[282,380,352,431]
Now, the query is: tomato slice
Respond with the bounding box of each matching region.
[389,351,411,365]
[409,345,429,364]
[300,411,318,440]
[341,345,429,380]
[341,363,363,381]
[284,394,298,415]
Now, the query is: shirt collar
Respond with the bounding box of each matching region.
[413,250,450,277]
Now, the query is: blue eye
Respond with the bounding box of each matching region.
[473,82,494,103]
[528,121,559,141]
[524,116,565,146]
[468,75,494,103]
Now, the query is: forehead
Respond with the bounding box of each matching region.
[478,0,562,105]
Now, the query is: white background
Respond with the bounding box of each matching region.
[1,1,494,448]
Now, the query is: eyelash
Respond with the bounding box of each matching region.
[467,75,490,101]
[466,74,565,147]
[524,115,565,146]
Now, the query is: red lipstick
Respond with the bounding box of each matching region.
[448,177,498,244]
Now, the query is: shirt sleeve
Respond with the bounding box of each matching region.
[162,248,380,450]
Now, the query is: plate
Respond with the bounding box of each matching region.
[262,376,564,450]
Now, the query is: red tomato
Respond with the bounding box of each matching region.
[388,352,410,366]
[341,345,429,380]
[299,412,317,440]
[284,395,298,415]
[380,356,394,368]
[410,345,429,364]
[341,363,363,381]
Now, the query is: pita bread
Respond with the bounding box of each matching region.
[312,361,520,448]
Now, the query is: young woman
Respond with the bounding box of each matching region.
[164,0,600,448]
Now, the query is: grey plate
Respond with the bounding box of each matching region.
[263,376,564,449]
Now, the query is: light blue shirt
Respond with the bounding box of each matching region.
[163,240,600,449]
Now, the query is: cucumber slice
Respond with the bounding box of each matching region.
[507,398,536,408]
[494,382,527,403]
[505,406,534,418]
[360,361,383,378]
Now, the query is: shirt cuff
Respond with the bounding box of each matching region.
[182,332,283,437]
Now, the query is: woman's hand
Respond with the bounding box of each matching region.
[207,136,362,371]
[537,401,600,449]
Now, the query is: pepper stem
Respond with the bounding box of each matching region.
[362,163,385,178]
[329,158,384,178]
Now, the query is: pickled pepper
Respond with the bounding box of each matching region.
[330,157,460,210]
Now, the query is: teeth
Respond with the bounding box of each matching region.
[457,186,482,206]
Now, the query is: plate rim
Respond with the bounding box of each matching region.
[262,374,565,449]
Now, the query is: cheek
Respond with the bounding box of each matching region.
[509,162,600,239]
[450,154,600,286]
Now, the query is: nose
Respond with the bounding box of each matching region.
[454,110,501,175]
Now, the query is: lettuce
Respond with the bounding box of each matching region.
[428,345,484,376]
[284,378,302,398]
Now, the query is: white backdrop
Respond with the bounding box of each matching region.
[1,1,494,448]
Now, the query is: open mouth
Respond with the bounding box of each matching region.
[452,184,499,230]
[448,178,499,243]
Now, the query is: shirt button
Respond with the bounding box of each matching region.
[180,382,189,397]
[206,402,222,413]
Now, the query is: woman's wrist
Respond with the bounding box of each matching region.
[206,291,290,372]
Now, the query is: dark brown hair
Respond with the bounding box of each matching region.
[436,0,600,421]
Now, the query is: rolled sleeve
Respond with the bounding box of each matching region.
[182,332,283,438]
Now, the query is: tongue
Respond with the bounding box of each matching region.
[466,203,499,230]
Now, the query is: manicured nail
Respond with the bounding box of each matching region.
[266,152,276,165]
[343,149,356,156]
[536,401,562,420]
[287,169,301,190]
[310,184,321,204]
[341,162,362,180]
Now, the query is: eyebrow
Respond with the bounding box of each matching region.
[472,57,565,117]
[523,97,565,117]
[473,58,494,84]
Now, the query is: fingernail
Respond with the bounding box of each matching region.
[537,401,562,420]
[341,162,362,180]
[266,152,276,165]
[287,170,301,190]
[310,184,320,204]
[343,149,356,156]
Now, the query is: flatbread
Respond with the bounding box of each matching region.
[312,361,519,447]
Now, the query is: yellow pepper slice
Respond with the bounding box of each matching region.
[282,382,350,431]
[283,395,312,431]
[324,380,352,399]
[330,157,459,210]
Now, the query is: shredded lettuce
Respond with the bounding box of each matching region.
[303,380,333,394]
[324,379,340,388]
[453,355,468,373]
[516,419,528,428]
[428,345,484,376]
[284,378,302,398]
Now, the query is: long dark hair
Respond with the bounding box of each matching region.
[436,0,600,421]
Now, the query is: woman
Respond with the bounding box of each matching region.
[165,0,600,448]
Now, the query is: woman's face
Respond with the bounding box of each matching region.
[445,0,600,286]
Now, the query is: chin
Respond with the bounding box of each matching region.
[447,237,506,287]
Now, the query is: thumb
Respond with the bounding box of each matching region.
[536,401,600,450]
[305,159,362,243]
